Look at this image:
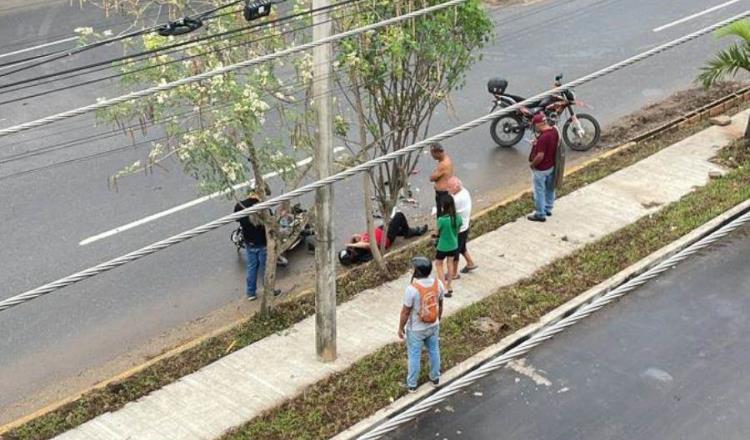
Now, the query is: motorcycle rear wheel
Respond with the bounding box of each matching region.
[490,114,525,147]
[562,113,601,151]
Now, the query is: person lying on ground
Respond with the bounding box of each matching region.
[339,212,428,265]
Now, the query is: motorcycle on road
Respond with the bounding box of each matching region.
[230,203,315,267]
[487,74,601,151]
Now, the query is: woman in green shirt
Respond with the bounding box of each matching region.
[435,195,462,296]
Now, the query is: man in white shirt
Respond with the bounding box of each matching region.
[448,177,478,277]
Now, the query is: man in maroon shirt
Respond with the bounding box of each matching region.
[527,113,559,222]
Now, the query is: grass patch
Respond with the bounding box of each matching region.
[219,140,750,440]
[4,93,748,439]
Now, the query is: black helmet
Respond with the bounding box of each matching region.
[411,256,432,279]
[339,249,354,266]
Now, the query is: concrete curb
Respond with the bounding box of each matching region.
[1,88,747,436]
[333,198,750,440]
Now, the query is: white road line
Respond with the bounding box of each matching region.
[79,147,345,246]
[653,0,742,32]
[0,36,77,60]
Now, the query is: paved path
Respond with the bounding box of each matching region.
[385,210,750,440]
[53,113,747,439]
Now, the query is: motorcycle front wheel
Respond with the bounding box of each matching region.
[562,113,601,151]
[490,114,525,147]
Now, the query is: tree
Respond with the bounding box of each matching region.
[84,1,319,315]
[83,0,492,284]
[334,0,492,268]
[698,19,750,137]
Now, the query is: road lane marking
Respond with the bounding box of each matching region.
[0,36,77,60]
[79,147,345,246]
[653,0,741,32]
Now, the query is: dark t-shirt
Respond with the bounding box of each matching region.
[529,128,559,171]
[234,197,266,247]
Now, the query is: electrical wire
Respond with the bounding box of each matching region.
[0,61,388,177]
[0,0,362,91]
[0,0,464,138]
[0,8,745,313]
[0,0,280,77]
[0,5,365,106]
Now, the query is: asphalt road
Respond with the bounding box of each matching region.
[0,0,745,421]
[385,221,750,440]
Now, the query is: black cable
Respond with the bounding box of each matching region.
[0,61,384,174]
[0,0,282,78]
[0,5,363,105]
[0,0,362,90]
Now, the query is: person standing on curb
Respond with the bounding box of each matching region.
[429,142,454,217]
[448,177,478,277]
[527,113,560,222]
[435,195,462,297]
[234,190,281,301]
[398,256,445,392]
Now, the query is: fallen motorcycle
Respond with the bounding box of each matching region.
[487,73,601,151]
[231,203,315,267]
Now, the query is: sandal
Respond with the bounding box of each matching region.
[460,265,478,274]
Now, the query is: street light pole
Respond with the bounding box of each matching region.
[312,0,337,362]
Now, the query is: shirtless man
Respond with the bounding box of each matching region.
[429,142,454,217]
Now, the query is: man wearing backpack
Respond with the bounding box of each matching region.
[398,256,446,392]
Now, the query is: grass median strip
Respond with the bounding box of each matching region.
[3,85,747,439]
[219,139,750,440]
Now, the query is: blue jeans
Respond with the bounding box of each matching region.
[532,168,555,218]
[406,326,441,388]
[245,245,267,297]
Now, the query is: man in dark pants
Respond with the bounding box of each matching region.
[234,192,281,300]
[429,142,454,217]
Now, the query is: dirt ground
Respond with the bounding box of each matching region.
[598,81,746,148]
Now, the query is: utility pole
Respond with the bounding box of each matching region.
[312,0,337,362]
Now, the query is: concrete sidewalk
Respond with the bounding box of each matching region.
[54,111,748,440]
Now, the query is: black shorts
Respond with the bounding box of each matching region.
[435,248,459,260]
[454,230,469,260]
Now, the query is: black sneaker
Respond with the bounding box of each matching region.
[546,211,552,217]
[430,378,440,387]
[527,214,546,222]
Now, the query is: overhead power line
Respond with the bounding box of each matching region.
[0,0,361,91]
[0,0,465,138]
[0,0,281,77]
[0,9,747,313]
[0,3,364,106]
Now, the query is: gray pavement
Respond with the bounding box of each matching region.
[385,212,750,440]
[0,0,746,422]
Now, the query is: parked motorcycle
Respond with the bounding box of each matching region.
[487,74,601,151]
[231,203,315,267]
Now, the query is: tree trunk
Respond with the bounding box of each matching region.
[261,226,278,316]
[350,71,386,270]
[364,172,386,270]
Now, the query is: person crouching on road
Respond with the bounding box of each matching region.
[398,256,446,392]
[435,195,462,297]
[447,177,478,277]
[527,113,560,223]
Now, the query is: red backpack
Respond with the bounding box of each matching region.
[411,279,440,323]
